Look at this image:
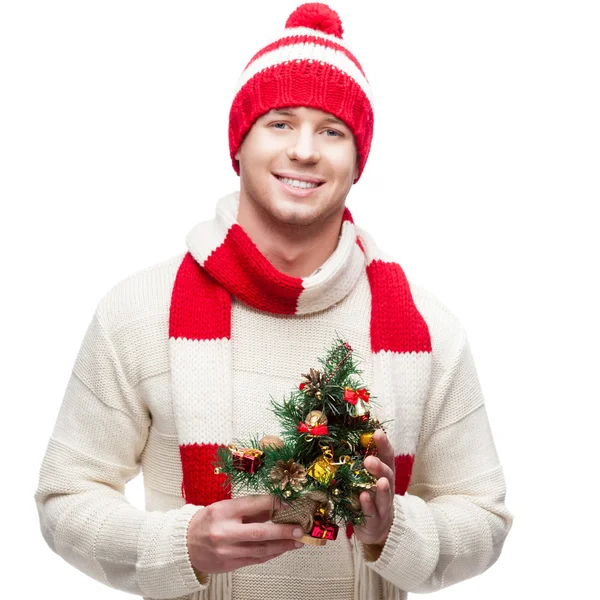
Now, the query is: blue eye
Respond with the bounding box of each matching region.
[324,129,341,137]
[272,122,289,129]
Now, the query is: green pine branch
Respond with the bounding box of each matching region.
[214,337,389,531]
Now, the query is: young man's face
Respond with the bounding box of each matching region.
[235,106,358,228]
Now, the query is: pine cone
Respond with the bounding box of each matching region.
[300,368,323,396]
[271,459,308,491]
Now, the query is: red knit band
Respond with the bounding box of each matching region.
[169,253,231,341]
[394,454,415,495]
[180,443,231,505]
[229,60,374,183]
[203,224,304,314]
[367,260,433,354]
[342,206,354,223]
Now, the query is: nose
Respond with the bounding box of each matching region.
[286,128,321,164]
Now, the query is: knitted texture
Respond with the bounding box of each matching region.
[228,3,374,182]
[35,193,513,600]
[169,192,432,510]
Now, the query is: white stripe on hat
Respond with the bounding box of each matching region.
[262,26,345,48]
[235,42,374,106]
[270,27,364,70]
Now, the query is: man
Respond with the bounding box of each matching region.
[35,3,513,600]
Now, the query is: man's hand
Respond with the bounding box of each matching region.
[353,429,396,553]
[187,494,305,575]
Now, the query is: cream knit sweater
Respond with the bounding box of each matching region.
[35,216,512,600]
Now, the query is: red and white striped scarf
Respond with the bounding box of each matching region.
[169,192,432,509]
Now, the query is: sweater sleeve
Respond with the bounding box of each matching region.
[34,308,210,599]
[356,327,513,593]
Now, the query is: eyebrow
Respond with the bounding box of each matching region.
[267,108,347,128]
[322,116,346,126]
[270,109,295,117]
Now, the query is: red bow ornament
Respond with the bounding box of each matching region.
[296,422,329,436]
[344,387,370,405]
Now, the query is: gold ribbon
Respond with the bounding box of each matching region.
[331,454,351,466]
[228,444,264,459]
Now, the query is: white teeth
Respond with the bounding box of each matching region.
[278,176,320,189]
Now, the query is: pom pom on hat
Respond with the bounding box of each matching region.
[285,3,344,39]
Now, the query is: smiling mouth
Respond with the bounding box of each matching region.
[274,175,325,190]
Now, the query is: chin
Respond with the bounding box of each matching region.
[269,204,322,227]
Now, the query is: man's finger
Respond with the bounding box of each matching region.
[357,490,377,529]
[229,538,301,559]
[241,497,284,524]
[374,477,393,520]
[373,429,395,471]
[241,509,272,524]
[230,522,305,544]
[364,455,394,483]
[219,494,277,519]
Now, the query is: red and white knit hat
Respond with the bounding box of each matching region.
[228,2,374,183]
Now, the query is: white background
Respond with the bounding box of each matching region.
[2,0,599,598]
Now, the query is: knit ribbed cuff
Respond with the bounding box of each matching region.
[172,504,211,593]
[358,494,405,568]
[357,493,440,592]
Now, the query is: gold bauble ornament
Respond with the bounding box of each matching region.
[305,410,328,427]
[258,435,284,450]
[332,488,342,497]
[360,431,375,448]
[283,489,292,498]
[307,449,337,485]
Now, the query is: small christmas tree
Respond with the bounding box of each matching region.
[215,338,388,545]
